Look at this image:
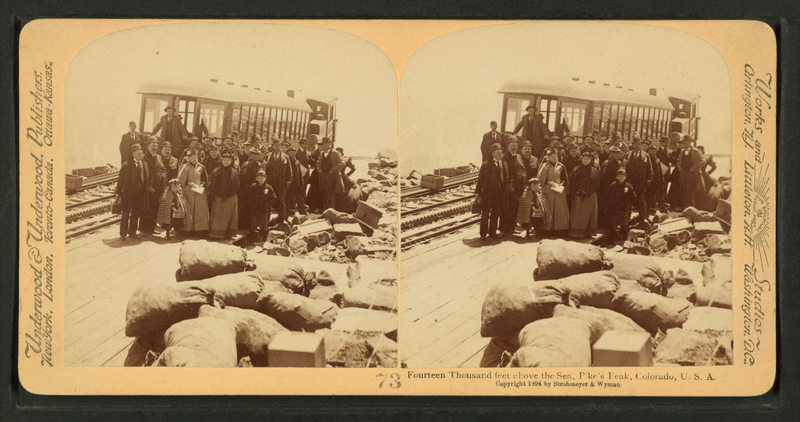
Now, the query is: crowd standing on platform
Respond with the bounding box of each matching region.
[115,106,356,244]
[475,113,718,245]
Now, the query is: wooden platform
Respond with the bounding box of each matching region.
[65,225,193,367]
[400,225,546,368]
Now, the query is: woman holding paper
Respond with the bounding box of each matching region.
[178,149,210,235]
[537,147,570,234]
[208,151,240,239]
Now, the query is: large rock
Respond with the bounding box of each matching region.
[658,217,693,234]
[265,245,291,257]
[323,208,358,225]
[349,256,398,288]
[705,234,732,255]
[693,221,725,241]
[702,255,733,286]
[365,336,398,368]
[655,328,733,366]
[648,233,668,252]
[333,223,365,242]
[330,308,397,335]
[683,206,718,223]
[344,236,366,260]
[683,307,734,332]
[288,235,308,254]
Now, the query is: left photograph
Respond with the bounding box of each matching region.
[64,22,399,368]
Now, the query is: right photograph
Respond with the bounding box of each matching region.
[399,22,733,369]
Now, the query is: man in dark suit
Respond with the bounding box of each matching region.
[480,121,506,162]
[264,136,293,224]
[624,137,653,223]
[678,136,706,208]
[119,121,143,164]
[286,146,308,215]
[512,105,552,158]
[151,105,188,158]
[500,137,525,236]
[115,143,152,240]
[476,143,510,241]
[316,137,345,211]
[335,147,356,178]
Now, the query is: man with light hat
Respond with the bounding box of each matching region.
[160,141,179,182]
[139,136,166,236]
[476,143,509,240]
[315,136,345,211]
[264,135,293,224]
[115,143,152,240]
[519,139,539,184]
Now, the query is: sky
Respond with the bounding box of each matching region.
[65,22,398,170]
[399,22,732,175]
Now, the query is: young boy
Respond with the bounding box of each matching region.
[246,170,278,244]
[517,178,551,240]
[606,168,638,244]
[157,179,191,240]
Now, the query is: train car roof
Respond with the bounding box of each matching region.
[300,91,338,105]
[663,89,702,103]
[498,79,674,109]
[137,79,313,111]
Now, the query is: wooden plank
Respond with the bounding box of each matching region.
[404,318,482,368]
[102,341,134,367]
[65,306,127,366]
[71,327,132,367]
[428,331,489,368]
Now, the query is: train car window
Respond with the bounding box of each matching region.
[559,100,587,136]
[591,102,602,133]
[240,104,251,140]
[657,109,665,138]
[197,100,226,138]
[504,96,531,133]
[231,103,242,134]
[642,107,651,138]
[540,97,558,133]
[608,103,619,137]
[624,104,633,141]
[177,99,196,134]
[600,102,610,135]
[636,106,644,136]
[630,106,639,138]
[142,95,172,133]
[255,106,265,138]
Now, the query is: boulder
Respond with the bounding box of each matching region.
[323,208,358,225]
[266,245,291,257]
[288,236,308,254]
[330,308,397,335]
[705,234,732,255]
[344,236,366,260]
[365,336,398,368]
[648,233,668,252]
[333,223,365,242]
[682,307,733,332]
[654,328,733,366]
[683,206,718,223]
[693,221,725,241]
[628,228,647,240]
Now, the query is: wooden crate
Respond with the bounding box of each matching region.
[354,201,383,230]
[420,174,445,190]
[65,174,83,190]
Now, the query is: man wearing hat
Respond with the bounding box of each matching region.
[476,143,509,240]
[139,136,166,236]
[605,168,638,244]
[160,141,179,182]
[286,146,308,215]
[335,147,356,178]
[656,136,672,188]
[563,142,582,176]
[512,105,552,157]
[500,136,525,236]
[480,121,507,162]
[119,121,143,165]
[151,105,188,158]
[646,143,668,214]
[678,135,705,208]
[305,134,324,211]
[598,145,624,228]
[598,139,612,165]
[624,137,653,223]
[202,143,222,175]
[315,136,345,211]
[115,143,153,240]
[264,136,293,224]
[240,146,265,193]
[244,169,278,244]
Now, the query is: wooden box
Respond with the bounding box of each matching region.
[65,174,83,191]
[354,201,383,230]
[267,331,325,367]
[420,174,445,190]
[592,330,653,367]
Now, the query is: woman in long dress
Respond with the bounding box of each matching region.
[568,151,599,238]
[537,147,570,233]
[208,151,240,239]
[178,149,210,235]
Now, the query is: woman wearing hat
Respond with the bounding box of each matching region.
[568,151,599,238]
[208,151,241,239]
[177,149,210,236]
[537,147,570,235]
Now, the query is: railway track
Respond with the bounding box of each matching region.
[67,171,119,193]
[400,172,478,199]
[66,214,120,241]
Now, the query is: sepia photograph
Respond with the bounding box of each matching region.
[62,22,399,369]
[399,22,734,369]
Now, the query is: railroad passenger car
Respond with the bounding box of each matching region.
[136,79,338,144]
[499,78,700,142]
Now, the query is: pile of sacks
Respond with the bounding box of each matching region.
[480,239,733,368]
[124,240,398,368]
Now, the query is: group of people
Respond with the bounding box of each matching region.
[476,115,716,245]
[115,105,356,243]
